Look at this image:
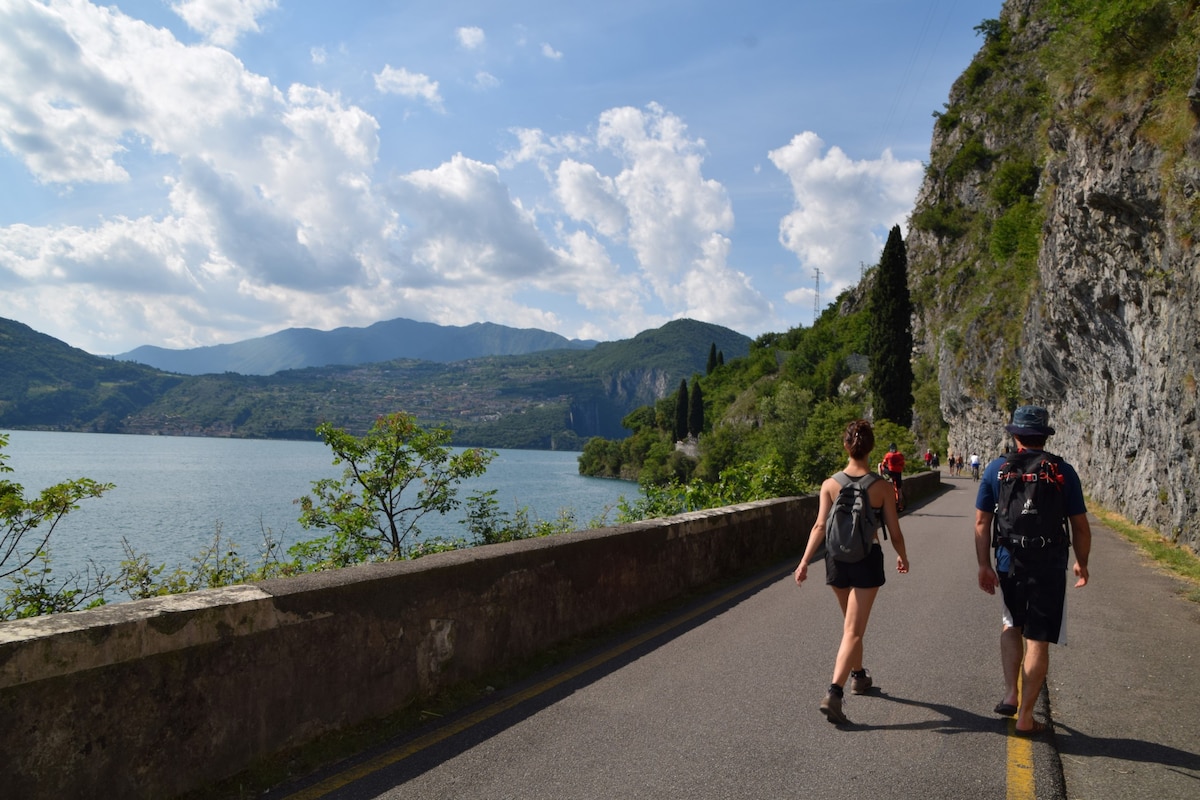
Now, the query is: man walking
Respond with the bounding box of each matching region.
[883,443,906,511]
[974,406,1091,736]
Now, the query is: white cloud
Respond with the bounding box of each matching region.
[499,127,588,170]
[0,1,405,350]
[541,42,563,60]
[678,234,772,331]
[310,45,326,65]
[374,65,444,111]
[538,103,772,335]
[594,104,733,284]
[550,229,644,314]
[554,160,626,239]
[171,0,278,48]
[0,2,794,352]
[474,71,500,90]
[456,26,485,50]
[391,154,561,286]
[768,130,922,299]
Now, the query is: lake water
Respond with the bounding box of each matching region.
[0,430,638,581]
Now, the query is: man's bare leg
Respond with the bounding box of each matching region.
[1016,639,1049,731]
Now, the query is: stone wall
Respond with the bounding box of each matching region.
[0,471,942,799]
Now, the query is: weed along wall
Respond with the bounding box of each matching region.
[0,473,940,798]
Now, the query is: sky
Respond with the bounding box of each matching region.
[0,0,1003,355]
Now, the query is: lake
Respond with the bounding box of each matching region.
[0,430,638,581]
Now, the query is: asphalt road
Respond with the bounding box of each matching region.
[269,477,1200,800]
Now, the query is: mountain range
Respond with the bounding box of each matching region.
[0,316,750,449]
[114,318,597,376]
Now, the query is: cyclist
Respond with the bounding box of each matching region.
[882,443,906,511]
[970,452,981,481]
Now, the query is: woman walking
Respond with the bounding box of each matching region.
[794,419,909,724]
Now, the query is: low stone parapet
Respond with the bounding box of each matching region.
[0,471,940,798]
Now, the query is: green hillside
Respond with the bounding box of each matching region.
[0,318,184,432]
[0,316,748,449]
[579,278,925,499]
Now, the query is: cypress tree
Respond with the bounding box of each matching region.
[867,225,914,427]
[706,343,718,375]
[688,380,704,437]
[674,379,689,441]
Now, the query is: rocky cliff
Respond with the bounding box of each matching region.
[907,0,1199,548]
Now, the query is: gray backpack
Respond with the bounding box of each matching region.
[825,472,883,563]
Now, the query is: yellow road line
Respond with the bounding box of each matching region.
[283,570,781,799]
[1006,721,1036,799]
[1005,674,1037,800]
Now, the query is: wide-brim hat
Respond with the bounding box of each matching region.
[1005,405,1055,437]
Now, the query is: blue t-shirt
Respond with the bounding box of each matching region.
[975,449,1086,572]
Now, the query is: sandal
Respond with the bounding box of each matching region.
[994,702,1017,717]
[1013,720,1049,737]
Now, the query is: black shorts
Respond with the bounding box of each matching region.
[885,470,903,487]
[998,559,1068,644]
[826,543,886,589]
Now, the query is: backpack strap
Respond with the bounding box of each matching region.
[864,472,888,541]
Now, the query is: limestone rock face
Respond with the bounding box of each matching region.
[907,0,1199,546]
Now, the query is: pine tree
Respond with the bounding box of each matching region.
[674,379,689,441]
[867,225,914,427]
[688,380,704,437]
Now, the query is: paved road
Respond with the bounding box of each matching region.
[270,478,1200,799]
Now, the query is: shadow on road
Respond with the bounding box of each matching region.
[265,561,796,799]
[1051,722,1200,775]
[842,690,1012,735]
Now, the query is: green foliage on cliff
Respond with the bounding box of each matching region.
[580,278,924,512]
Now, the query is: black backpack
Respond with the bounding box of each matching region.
[825,472,883,563]
[992,450,1069,557]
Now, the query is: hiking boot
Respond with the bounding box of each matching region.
[850,670,873,695]
[819,691,849,724]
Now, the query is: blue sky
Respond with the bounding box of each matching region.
[0,0,1002,354]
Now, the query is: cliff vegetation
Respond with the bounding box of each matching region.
[908,0,1200,548]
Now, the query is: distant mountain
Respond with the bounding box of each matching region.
[1,316,751,448]
[115,318,598,375]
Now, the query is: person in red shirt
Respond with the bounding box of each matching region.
[882,444,905,510]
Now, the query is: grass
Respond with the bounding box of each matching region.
[1089,504,1200,603]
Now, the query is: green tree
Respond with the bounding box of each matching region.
[1,432,116,619]
[298,413,495,563]
[688,380,705,438]
[706,342,718,375]
[673,379,689,441]
[867,225,914,427]
[1,433,114,579]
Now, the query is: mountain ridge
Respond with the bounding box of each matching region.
[114,317,599,376]
[0,315,749,450]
